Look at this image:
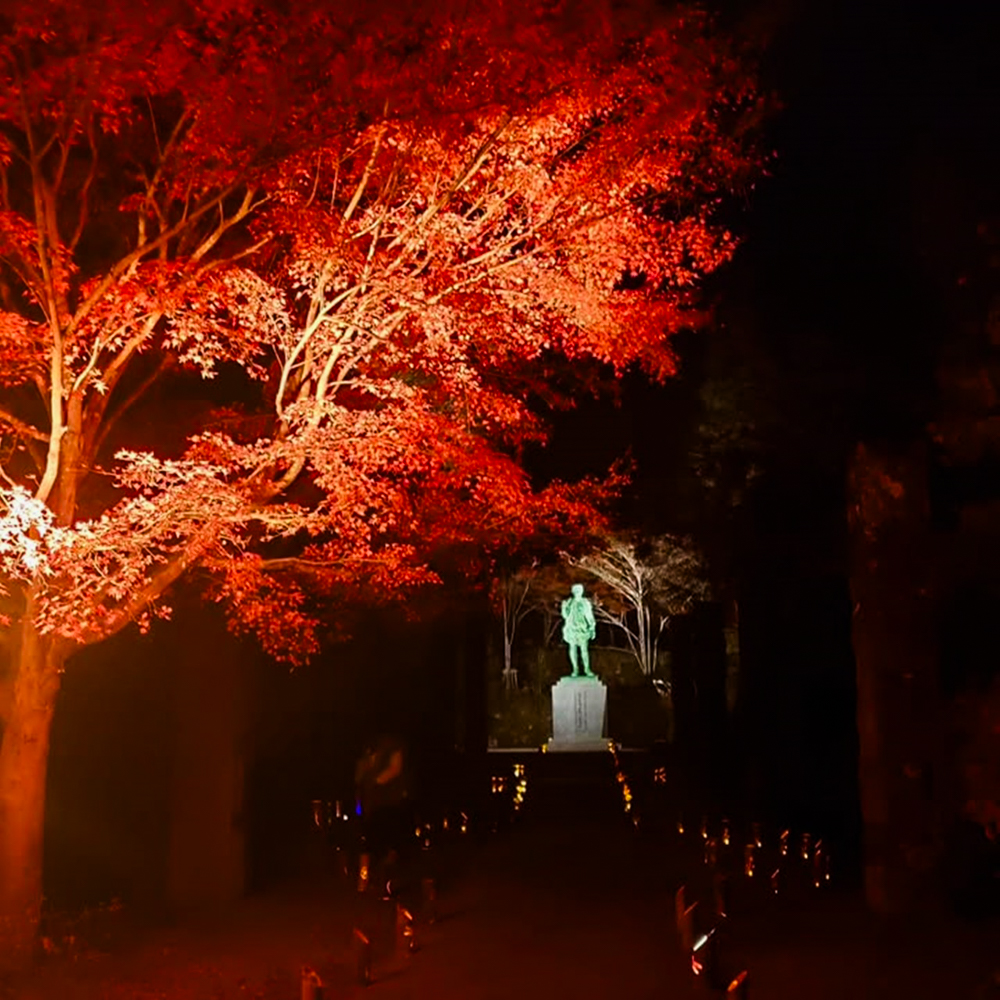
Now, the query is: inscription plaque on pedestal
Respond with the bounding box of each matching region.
[546,677,607,751]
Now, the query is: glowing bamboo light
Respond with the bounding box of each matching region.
[691,928,717,981]
[396,903,418,954]
[301,966,323,1000]
[813,841,830,887]
[512,777,528,811]
[678,899,698,952]
[353,927,372,986]
[675,885,688,933]
[727,970,749,999]
[704,836,718,868]
[622,785,633,812]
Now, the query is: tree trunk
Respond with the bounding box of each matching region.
[167,622,248,911]
[0,619,65,970]
[848,442,942,914]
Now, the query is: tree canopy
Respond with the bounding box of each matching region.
[0,0,761,663]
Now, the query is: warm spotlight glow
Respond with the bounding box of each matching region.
[512,777,528,811]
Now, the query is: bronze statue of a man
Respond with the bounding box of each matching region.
[561,583,597,678]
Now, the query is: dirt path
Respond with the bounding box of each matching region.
[5,753,998,999]
[336,819,697,1000]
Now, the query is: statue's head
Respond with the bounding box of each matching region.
[571,583,585,598]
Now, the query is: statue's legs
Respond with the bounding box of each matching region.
[569,643,580,676]
[580,642,595,677]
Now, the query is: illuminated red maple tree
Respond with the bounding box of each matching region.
[0,0,760,959]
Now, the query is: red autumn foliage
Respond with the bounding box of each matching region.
[0,0,762,664]
[0,0,763,958]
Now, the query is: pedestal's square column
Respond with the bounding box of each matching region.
[546,677,607,752]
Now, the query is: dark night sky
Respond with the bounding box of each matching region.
[546,0,1000,537]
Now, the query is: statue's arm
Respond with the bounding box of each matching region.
[584,599,596,636]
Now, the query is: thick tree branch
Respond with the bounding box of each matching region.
[65,179,245,339]
[34,331,65,505]
[0,407,48,443]
[189,186,266,264]
[94,311,163,407]
[275,283,362,416]
[67,115,98,251]
[258,555,391,573]
[95,533,211,644]
[342,128,384,224]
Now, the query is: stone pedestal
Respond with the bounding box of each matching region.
[546,676,607,751]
